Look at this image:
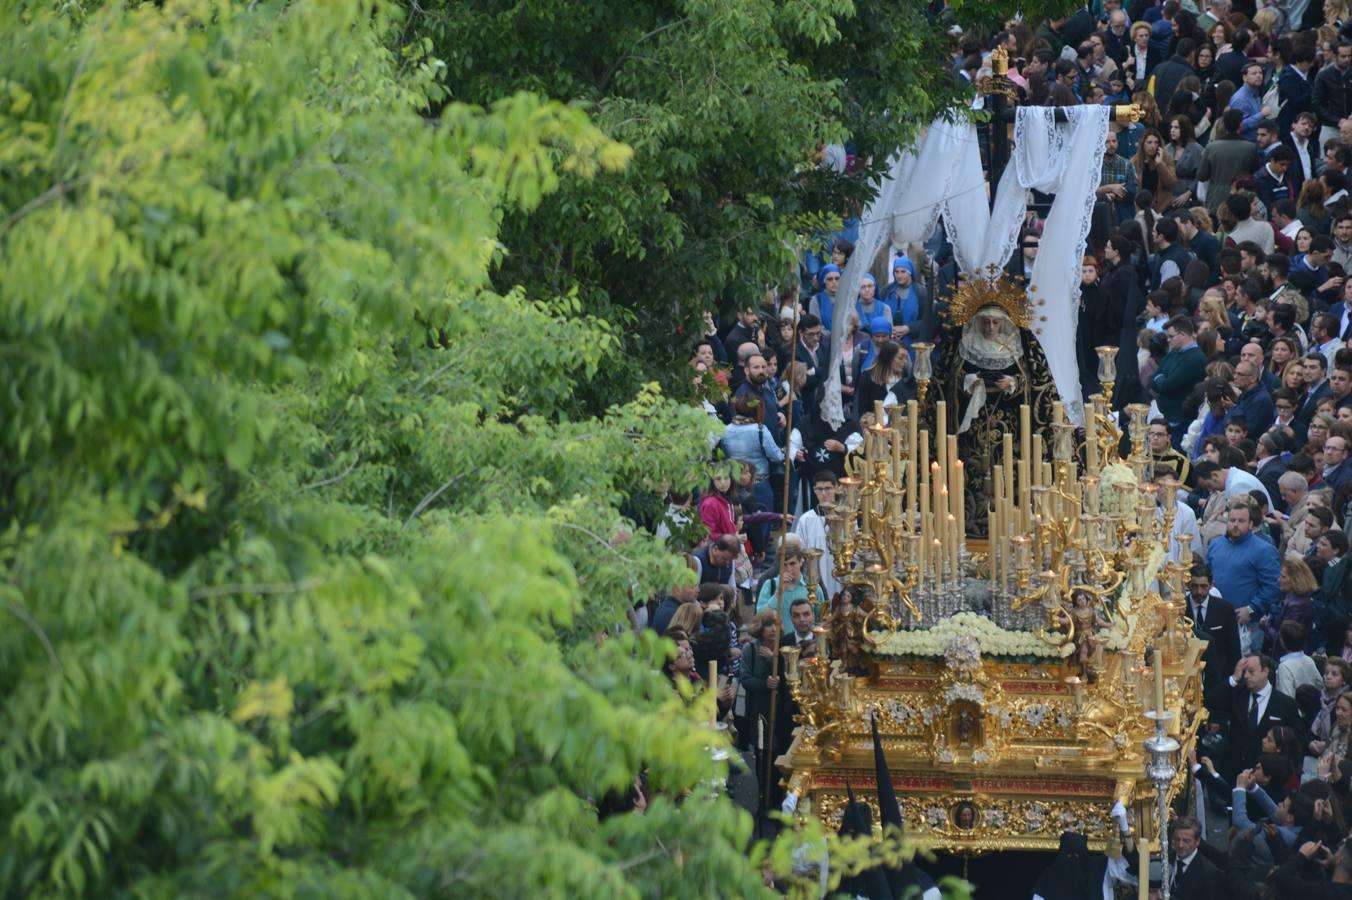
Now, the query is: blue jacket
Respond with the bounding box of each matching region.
[720,422,784,478]
[1226,386,1275,439]
[1207,532,1281,620]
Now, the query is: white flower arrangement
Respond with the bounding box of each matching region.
[943,683,986,705]
[972,749,991,764]
[925,806,948,828]
[868,542,1168,660]
[984,808,1006,828]
[1024,801,1048,832]
[885,700,913,724]
[1022,704,1049,727]
[937,748,956,763]
[872,611,1061,659]
[943,634,983,672]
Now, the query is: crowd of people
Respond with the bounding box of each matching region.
[620,0,1352,894]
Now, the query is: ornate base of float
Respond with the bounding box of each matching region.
[779,635,1206,854]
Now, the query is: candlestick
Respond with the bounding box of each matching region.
[1020,403,1032,475]
[891,426,902,481]
[920,462,930,581]
[947,514,958,577]
[1065,675,1084,711]
[709,661,718,725]
[1153,658,1166,715]
[1085,397,1100,474]
[906,401,919,519]
[1003,432,1015,518]
[954,460,966,538]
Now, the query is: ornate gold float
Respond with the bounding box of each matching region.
[778,296,1206,868]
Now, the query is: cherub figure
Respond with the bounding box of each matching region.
[1068,589,1109,677]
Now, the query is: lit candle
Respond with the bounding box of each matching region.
[936,401,948,496]
[932,538,943,583]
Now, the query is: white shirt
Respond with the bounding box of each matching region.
[792,509,842,598]
[1246,679,1273,723]
[1320,337,1342,369]
[1225,466,1273,507]
[1277,651,1324,697]
[1168,500,1201,566]
[1280,218,1303,240]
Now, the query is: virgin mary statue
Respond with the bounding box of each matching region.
[937,301,1057,536]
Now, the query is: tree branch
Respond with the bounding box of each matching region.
[554,521,640,565]
[299,456,360,491]
[188,578,321,601]
[402,474,464,529]
[4,599,62,671]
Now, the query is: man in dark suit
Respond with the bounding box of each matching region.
[1169,816,1225,900]
[1188,564,1242,723]
[1295,352,1332,434]
[1227,653,1302,775]
[793,313,828,411]
[1278,45,1317,137]
[1255,433,1290,508]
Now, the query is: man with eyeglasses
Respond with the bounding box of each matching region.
[793,313,827,404]
[1151,316,1208,448]
[792,471,842,598]
[1225,360,1275,439]
[1322,435,1352,495]
[1147,418,1191,486]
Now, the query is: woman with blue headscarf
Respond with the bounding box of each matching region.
[809,264,841,339]
[881,257,933,348]
[855,273,891,327]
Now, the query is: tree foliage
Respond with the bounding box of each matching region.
[0,1,766,896]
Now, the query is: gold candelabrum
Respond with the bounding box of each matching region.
[783,344,1208,869]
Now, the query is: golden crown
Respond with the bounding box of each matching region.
[945,264,1033,330]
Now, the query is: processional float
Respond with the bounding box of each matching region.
[776,276,1204,895]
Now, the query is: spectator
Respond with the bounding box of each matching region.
[1200,109,1260,216]
[1153,315,1210,446]
[1206,500,1281,650]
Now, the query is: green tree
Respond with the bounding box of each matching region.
[0,1,760,896]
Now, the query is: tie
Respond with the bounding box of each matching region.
[1194,603,1206,637]
[1249,695,1260,728]
[1175,859,1187,882]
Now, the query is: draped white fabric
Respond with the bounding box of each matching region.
[818,106,1108,429]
